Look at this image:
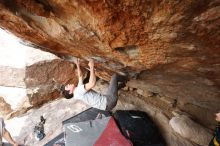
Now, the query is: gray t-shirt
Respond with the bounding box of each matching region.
[73,84,107,110]
[0,118,5,146]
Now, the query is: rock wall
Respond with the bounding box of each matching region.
[0,0,219,79]
[0,59,75,118]
[0,35,76,118]
[0,96,13,118]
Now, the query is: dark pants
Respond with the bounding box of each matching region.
[105,74,125,111]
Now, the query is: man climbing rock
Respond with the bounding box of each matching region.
[0,117,19,146]
[61,58,127,111]
[209,112,220,146]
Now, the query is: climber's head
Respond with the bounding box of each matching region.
[61,84,75,99]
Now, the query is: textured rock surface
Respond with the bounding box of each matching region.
[127,68,220,128]
[0,0,219,80]
[5,98,89,146]
[170,115,212,146]
[0,58,75,115]
[0,34,76,115]
[25,59,76,106]
[0,96,13,118]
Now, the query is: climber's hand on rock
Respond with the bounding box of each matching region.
[88,59,94,69]
[74,58,80,67]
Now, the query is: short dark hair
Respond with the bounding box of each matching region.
[61,85,73,99]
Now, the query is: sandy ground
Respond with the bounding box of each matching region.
[4,97,89,146]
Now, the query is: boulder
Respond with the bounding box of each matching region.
[0,96,13,118]
[169,115,213,146]
[0,37,76,114]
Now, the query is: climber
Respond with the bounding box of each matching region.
[0,117,19,146]
[209,111,220,146]
[61,58,127,111]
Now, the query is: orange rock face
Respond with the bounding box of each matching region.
[0,0,219,129]
[0,0,219,82]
